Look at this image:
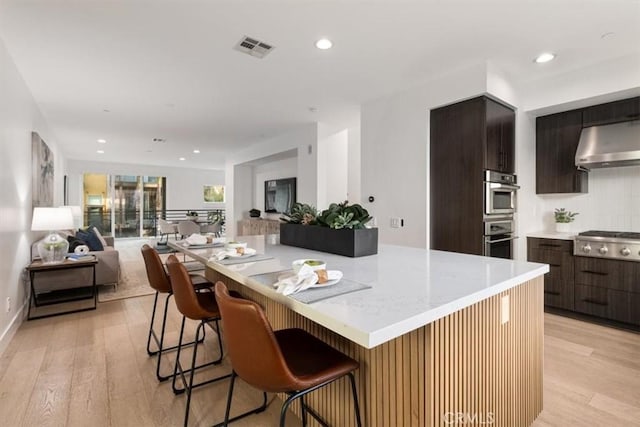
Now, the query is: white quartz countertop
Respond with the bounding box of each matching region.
[527,231,576,240]
[170,236,548,349]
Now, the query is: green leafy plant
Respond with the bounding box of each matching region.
[554,208,578,223]
[280,203,318,225]
[316,201,372,229]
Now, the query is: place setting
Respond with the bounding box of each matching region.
[251,259,371,304]
[208,241,273,265]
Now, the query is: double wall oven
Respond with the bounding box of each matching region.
[484,170,519,259]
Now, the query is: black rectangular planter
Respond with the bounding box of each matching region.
[279,223,378,257]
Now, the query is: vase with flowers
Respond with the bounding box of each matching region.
[554,208,578,233]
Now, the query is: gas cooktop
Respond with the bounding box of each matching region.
[575,230,640,261]
[578,230,640,240]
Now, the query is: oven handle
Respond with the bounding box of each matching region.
[485,236,519,244]
[488,183,520,190]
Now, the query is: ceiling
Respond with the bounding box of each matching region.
[1,0,639,170]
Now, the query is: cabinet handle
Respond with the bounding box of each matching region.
[549,263,561,267]
[581,270,608,276]
[581,298,608,306]
[544,290,561,296]
[539,243,561,248]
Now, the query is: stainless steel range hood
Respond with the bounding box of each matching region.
[575,120,640,170]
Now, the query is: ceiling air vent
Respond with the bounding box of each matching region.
[234,35,275,59]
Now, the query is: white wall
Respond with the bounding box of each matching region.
[66,160,225,211]
[361,63,488,248]
[347,126,362,204]
[0,38,64,353]
[225,124,318,236]
[317,129,349,209]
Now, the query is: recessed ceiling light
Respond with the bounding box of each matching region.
[179,157,186,161]
[315,38,333,50]
[309,107,318,113]
[193,149,200,154]
[97,139,106,143]
[97,150,104,154]
[534,52,556,63]
[103,109,110,113]
[601,32,615,39]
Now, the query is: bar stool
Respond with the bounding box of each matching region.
[166,255,250,427]
[141,244,212,381]
[214,282,362,427]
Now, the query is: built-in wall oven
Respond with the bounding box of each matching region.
[485,170,519,215]
[483,217,516,259]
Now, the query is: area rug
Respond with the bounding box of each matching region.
[97,238,177,302]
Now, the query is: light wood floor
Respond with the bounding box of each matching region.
[1,296,639,426]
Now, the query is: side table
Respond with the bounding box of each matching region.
[26,256,98,320]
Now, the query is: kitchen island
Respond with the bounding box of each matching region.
[169,236,548,427]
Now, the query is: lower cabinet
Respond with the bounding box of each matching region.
[527,237,640,327]
[527,238,574,310]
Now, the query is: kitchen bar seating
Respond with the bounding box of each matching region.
[166,255,248,427]
[214,282,362,427]
[141,244,213,381]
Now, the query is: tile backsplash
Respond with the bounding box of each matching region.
[538,165,640,232]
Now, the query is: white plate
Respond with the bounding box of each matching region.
[309,270,343,287]
[226,247,257,258]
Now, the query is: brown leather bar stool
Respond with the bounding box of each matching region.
[141,244,212,381]
[165,255,255,427]
[214,282,363,427]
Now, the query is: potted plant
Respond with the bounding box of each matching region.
[280,201,378,257]
[554,208,578,232]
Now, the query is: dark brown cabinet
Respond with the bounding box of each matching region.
[536,110,588,194]
[527,238,574,310]
[485,99,515,174]
[527,237,640,327]
[582,96,640,128]
[430,96,515,255]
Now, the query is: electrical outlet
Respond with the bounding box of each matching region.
[5,297,10,313]
[501,295,509,324]
[390,217,401,228]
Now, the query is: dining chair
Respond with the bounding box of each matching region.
[177,220,200,239]
[141,244,212,382]
[165,256,245,427]
[204,221,223,237]
[158,218,178,244]
[214,282,362,427]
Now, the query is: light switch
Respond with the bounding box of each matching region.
[390,217,401,228]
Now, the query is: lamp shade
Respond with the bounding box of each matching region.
[31,207,74,231]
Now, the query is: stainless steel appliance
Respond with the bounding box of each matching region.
[483,216,516,259]
[484,170,519,215]
[575,120,640,170]
[574,230,640,262]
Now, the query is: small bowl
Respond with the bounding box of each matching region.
[292,259,326,274]
[225,241,247,250]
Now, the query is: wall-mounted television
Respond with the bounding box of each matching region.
[265,177,296,214]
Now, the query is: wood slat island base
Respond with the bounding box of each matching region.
[207,268,543,427]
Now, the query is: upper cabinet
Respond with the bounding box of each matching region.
[534,96,639,195]
[485,98,515,174]
[536,110,588,194]
[582,97,640,128]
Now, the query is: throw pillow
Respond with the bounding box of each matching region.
[76,228,104,252]
[67,235,87,253]
[90,226,109,248]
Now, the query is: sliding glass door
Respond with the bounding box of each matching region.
[82,173,165,238]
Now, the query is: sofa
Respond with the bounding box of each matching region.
[30,235,120,291]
